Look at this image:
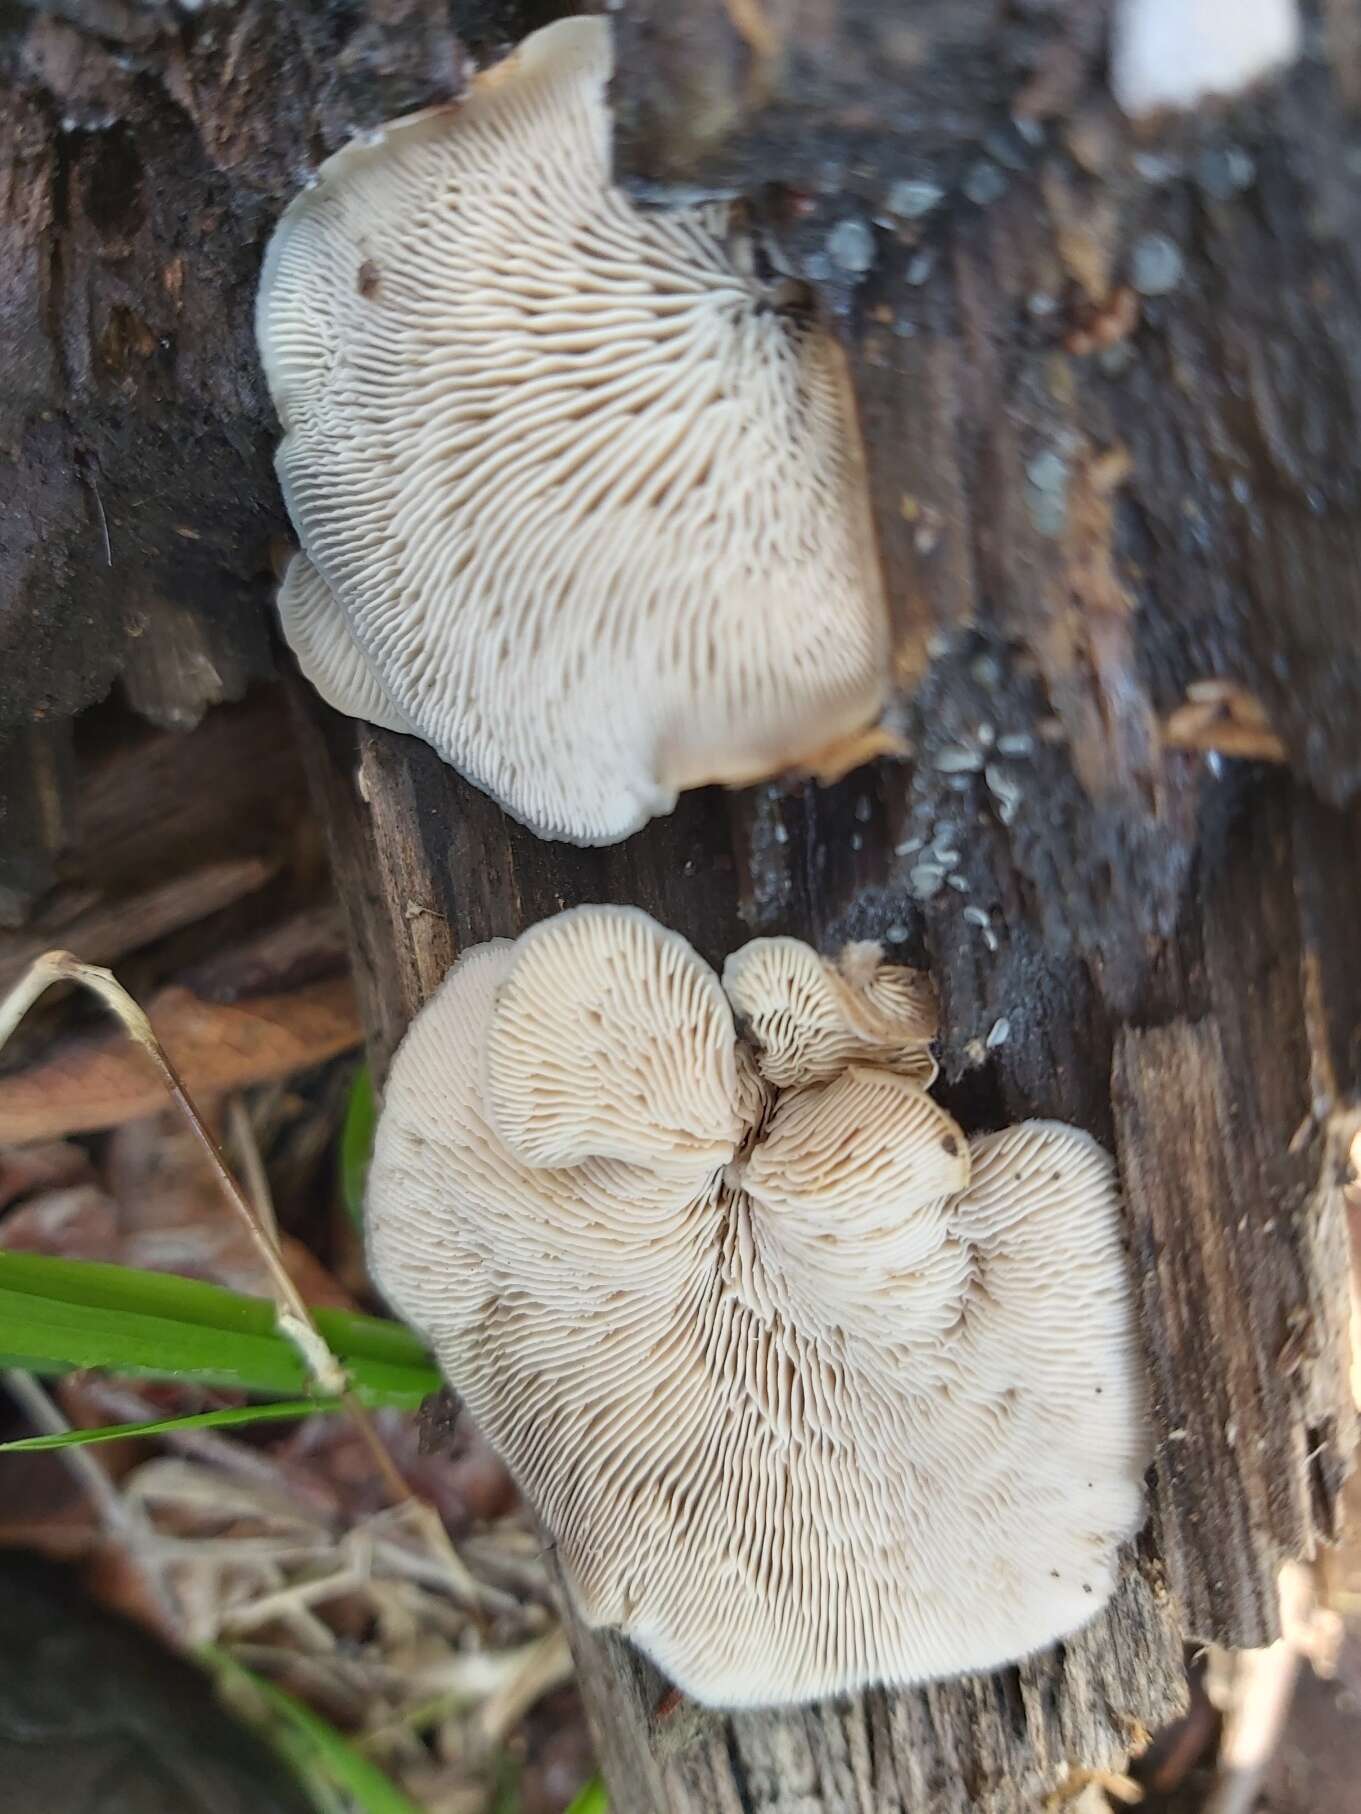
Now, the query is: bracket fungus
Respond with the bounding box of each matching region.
[256,16,888,845]
[367,907,1149,1707]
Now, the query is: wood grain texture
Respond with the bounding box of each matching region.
[609,0,1106,201]
[0,688,333,1075]
[5,1,1361,1807]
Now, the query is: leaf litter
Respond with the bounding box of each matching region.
[0,952,595,1813]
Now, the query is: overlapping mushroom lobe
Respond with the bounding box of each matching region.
[367,908,1148,1706]
[256,15,888,845]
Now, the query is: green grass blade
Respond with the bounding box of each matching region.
[0,1280,315,1394]
[0,1253,439,1409]
[0,1252,431,1365]
[489,1750,522,1814]
[0,1248,296,1331]
[205,1646,423,1814]
[0,1399,337,1453]
[564,1779,609,1814]
[341,1062,377,1228]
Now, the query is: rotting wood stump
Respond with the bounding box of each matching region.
[4,2,1361,1809]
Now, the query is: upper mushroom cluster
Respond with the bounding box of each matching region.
[367,907,1148,1707]
[256,16,888,845]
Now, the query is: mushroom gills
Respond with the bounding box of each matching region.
[255,16,889,845]
[277,553,414,737]
[365,908,1149,1706]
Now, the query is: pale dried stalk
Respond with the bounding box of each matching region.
[1203,1641,1302,1814]
[2,1367,130,1534]
[474,1626,575,1749]
[356,1628,573,1757]
[0,951,344,1394]
[1,1367,181,1632]
[219,1548,374,1635]
[0,949,480,1599]
[1204,1561,1340,1814]
[227,1095,281,1245]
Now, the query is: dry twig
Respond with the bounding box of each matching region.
[0,949,480,1598]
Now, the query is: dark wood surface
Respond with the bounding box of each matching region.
[5,1,1361,1808]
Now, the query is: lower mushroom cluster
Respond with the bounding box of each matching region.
[367,907,1148,1708]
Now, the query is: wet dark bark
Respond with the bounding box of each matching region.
[5,2,1361,1809]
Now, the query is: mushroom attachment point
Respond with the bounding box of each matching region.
[367,908,1148,1707]
[256,16,889,845]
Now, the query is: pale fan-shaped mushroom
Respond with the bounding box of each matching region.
[485,906,743,1171]
[721,935,937,1089]
[367,908,1148,1707]
[256,16,888,845]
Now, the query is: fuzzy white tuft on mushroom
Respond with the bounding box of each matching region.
[256,17,888,846]
[367,907,1149,1708]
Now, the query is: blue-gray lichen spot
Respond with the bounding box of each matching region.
[1025,450,1069,538]
[1130,232,1185,297]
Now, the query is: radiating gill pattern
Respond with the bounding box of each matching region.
[368,909,1148,1706]
[257,17,887,844]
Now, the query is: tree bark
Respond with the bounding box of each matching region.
[5,2,1361,1809]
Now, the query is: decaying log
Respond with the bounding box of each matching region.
[609,0,1106,207]
[0,689,313,974]
[4,1,1361,1809]
[0,0,489,916]
[293,691,1356,1814]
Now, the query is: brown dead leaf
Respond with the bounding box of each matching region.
[0,857,275,997]
[0,1182,121,1259]
[0,1139,93,1209]
[0,978,361,1142]
[0,1110,352,1306]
